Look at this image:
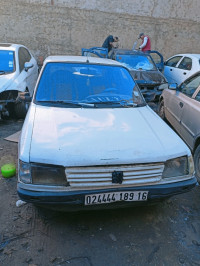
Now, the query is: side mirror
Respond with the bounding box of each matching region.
[24,62,33,72]
[168,83,178,90]
[158,83,169,91]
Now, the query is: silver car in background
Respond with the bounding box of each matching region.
[159,71,200,182]
[163,53,200,85]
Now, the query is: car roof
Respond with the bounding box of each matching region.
[44,55,123,66]
[0,43,24,51]
[168,54,200,59]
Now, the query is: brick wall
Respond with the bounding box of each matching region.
[0,0,199,61]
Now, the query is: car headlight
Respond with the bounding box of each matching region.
[162,156,194,178]
[19,161,68,186]
[19,160,32,183]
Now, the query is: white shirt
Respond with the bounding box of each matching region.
[139,37,148,49]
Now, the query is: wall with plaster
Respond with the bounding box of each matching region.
[0,0,199,61]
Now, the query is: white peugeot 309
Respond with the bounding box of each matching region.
[17,56,196,211]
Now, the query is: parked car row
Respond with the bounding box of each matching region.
[0,42,198,211]
[82,47,200,101]
[1,42,199,121]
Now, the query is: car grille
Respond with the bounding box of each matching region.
[65,163,164,188]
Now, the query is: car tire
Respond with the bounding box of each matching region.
[194,145,200,183]
[1,103,15,120]
[14,102,29,119]
[159,100,166,121]
[7,103,15,118]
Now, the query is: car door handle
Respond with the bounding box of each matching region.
[179,102,184,108]
[183,72,187,75]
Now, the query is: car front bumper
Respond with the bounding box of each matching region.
[17,177,197,211]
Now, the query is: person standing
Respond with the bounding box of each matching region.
[138,33,151,52]
[102,35,119,52]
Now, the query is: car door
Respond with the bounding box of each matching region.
[82,47,108,58]
[149,50,164,72]
[22,47,38,96]
[179,73,200,149]
[175,56,193,85]
[17,47,38,95]
[164,88,183,135]
[164,55,183,84]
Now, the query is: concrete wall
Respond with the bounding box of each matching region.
[0,0,200,62]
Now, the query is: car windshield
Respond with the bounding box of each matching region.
[0,50,15,74]
[35,62,145,108]
[116,54,156,71]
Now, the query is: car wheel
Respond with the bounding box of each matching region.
[194,145,200,183]
[1,103,15,120]
[14,102,29,119]
[159,100,166,120]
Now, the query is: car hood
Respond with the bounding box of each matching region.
[130,70,166,85]
[0,72,17,92]
[23,104,190,167]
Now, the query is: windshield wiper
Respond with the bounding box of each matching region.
[88,101,138,107]
[37,100,94,107]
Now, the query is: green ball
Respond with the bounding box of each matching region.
[1,164,16,178]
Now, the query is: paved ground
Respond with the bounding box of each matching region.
[0,118,200,266]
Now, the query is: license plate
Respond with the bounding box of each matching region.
[85,191,148,205]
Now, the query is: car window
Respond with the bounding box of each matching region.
[23,48,31,62]
[195,91,200,102]
[177,57,192,70]
[0,50,15,73]
[179,73,200,97]
[116,54,156,70]
[150,53,161,64]
[18,47,31,72]
[35,63,145,107]
[165,56,182,67]
[81,51,100,58]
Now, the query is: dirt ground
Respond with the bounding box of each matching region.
[0,118,200,266]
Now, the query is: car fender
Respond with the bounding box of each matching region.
[0,72,17,93]
[0,72,27,95]
[6,80,27,93]
[9,71,28,93]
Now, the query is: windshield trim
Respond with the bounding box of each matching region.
[33,62,145,107]
[34,100,147,109]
